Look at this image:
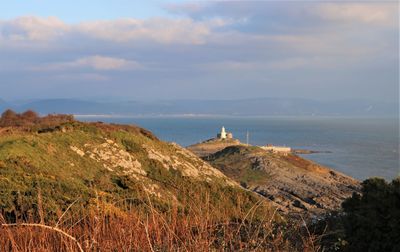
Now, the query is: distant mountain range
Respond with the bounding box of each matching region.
[0,98,398,117]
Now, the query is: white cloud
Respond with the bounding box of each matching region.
[315,3,398,26]
[0,16,68,41]
[0,16,232,46]
[76,17,232,44]
[31,55,142,71]
[72,56,141,70]
[0,5,396,102]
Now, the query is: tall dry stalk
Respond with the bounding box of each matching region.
[0,214,20,252]
[1,223,84,252]
[0,182,324,251]
[37,186,44,225]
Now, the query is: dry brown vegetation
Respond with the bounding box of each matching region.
[0,109,74,129]
[0,188,322,252]
[281,154,329,174]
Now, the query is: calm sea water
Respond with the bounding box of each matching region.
[77,116,399,181]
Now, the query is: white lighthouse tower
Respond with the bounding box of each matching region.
[216,126,233,140]
[220,126,227,139]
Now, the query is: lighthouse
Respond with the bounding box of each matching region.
[216,127,233,140]
[217,126,233,140]
[220,126,227,139]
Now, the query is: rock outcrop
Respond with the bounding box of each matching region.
[195,145,360,216]
[187,138,243,157]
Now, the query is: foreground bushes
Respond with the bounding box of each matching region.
[342,177,400,251]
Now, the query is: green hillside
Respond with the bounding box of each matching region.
[0,118,272,223]
[0,112,342,251]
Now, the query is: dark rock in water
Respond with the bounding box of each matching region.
[293,149,332,154]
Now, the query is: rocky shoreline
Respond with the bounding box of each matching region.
[188,139,360,218]
[292,149,332,154]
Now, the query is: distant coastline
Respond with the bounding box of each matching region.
[2,97,397,118]
[74,114,400,120]
[74,114,238,119]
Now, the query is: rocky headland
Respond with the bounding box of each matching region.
[187,137,243,157]
[188,138,360,217]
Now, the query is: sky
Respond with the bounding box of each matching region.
[0,0,398,103]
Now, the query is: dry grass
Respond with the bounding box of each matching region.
[0,189,322,252]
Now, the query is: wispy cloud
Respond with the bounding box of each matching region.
[315,3,397,26]
[0,16,68,41]
[0,1,397,102]
[0,16,233,46]
[31,55,142,71]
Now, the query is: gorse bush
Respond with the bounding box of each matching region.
[342,177,400,252]
[0,109,74,128]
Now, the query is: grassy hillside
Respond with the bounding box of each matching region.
[0,120,269,221]
[205,146,272,187]
[1,114,321,251]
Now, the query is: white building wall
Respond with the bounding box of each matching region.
[260,145,291,153]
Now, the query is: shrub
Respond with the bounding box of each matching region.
[21,110,39,122]
[0,109,19,126]
[0,109,74,129]
[342,177,400,252]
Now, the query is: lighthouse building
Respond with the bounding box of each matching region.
[217,126,233,140]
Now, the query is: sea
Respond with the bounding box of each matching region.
[76,116,399,181]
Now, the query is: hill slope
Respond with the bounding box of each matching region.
[187,138,243,157]
[204,145,359,216]
[0,120,269,223]
[4,115,323,251]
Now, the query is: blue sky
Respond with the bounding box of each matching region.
[1,1,182,21]
[0,1,398,102]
